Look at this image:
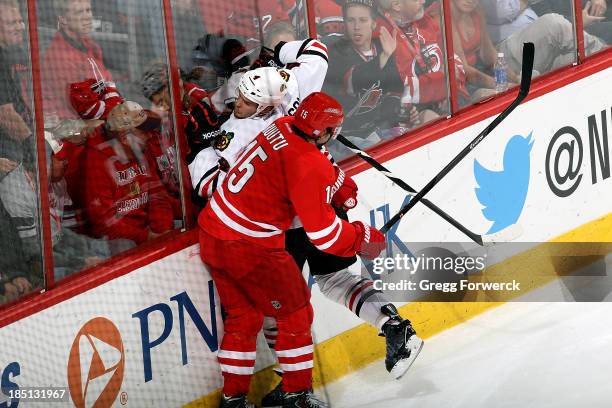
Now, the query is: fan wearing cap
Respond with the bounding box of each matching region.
[82,101,174,246]
[199,92,386,408]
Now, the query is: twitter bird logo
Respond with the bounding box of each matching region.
[474,133,534,234]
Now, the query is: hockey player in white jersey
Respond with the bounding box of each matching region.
[189,39,423,404]
[189,38,329,196]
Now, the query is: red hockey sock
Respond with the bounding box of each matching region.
[274,304,314,393]
[216,305,263,396]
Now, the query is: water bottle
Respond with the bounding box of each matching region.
[397,86,416,128]
[397,102,412,128]
[494,52,508,93]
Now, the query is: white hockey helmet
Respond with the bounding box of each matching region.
[237,67,288,117]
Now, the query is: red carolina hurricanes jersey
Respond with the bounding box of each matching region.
[375,3,467,104]
[199,116,359,257]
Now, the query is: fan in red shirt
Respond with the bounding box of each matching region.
[199,92,385,408]
[375,0,468,110]
[82,101,173,248]
[42,0,115,120]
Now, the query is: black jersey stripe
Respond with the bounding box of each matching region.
[301,49,329,64]
[296,38,314,58]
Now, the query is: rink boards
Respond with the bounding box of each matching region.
[0,67,610,407]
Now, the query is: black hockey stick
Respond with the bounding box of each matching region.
[337,134,490,245]
[381,42,535,234]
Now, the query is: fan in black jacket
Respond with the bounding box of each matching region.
[325,0,406,144]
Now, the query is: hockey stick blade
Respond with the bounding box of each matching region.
[336,134,485,245]
[381,42,535,234]
[481,224,524,246]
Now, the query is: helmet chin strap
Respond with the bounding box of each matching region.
[315,131,333,148]
[251,104,275,119]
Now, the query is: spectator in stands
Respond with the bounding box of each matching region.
[530,0,612,45]
[314,0,345,40]
[42,0,114,119]
[137,110,183,220]
[190,34,253,97]
[83,101,174,249]
[0,196,33,303]
[196,0,290,46]
[141,60,221,163]
[264,20,298,49]
[327,0,419,144]
[480,0,606,74]
[173,0,208,73]
[45,78,125,237]
[0,0,40,276]
[0,0,31,144]
[250,21,297,70]
[581,0,612,44]
[451,0,519,102]
[260,0,343,42]
[376,0,467,117]
[43,134,110,278]
[0,0,33,153]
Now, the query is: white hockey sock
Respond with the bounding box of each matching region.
[262,316,278,350]
[314,271,392,330]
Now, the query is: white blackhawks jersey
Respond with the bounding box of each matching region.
[188,38,329,199]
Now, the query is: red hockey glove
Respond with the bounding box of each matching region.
[332,174,358,211]
[352,221,385,260]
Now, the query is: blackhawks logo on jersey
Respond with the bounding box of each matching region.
[214,131,234,151]
[279,69,290,82]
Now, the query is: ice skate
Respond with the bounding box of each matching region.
[283,390,329,408]
[381,304,424,379]
[220,394,255,408]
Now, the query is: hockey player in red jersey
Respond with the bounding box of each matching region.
[199,93,386,408]
[189,40,424,403]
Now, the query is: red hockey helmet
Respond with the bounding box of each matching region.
[293,92,344,140]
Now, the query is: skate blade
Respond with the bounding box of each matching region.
[390,336,424,380]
